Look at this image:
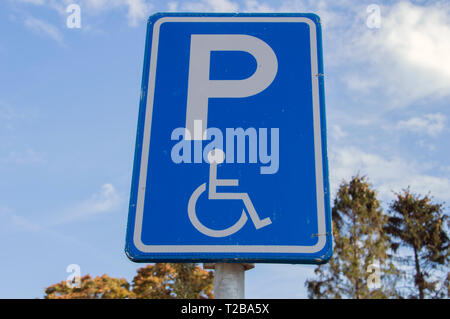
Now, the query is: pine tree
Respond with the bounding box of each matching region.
[385,189,449,299]
[306,175,398,298]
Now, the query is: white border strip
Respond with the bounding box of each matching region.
[133,16,326,254]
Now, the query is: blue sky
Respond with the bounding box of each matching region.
[0,0,449,298]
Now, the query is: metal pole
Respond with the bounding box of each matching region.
[204,263,254,299]
[214,263,245,299]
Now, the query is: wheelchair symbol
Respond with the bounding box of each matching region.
[188,149,272,237]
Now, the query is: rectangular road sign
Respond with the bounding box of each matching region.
[125,12,332,264]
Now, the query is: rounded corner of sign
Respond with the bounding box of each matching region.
[124,243,140,263]
[147,13,170,28]
[298,13,320,27]
[313,237,333,264]
[316,248,333,265]
[125,233,148,262]
[147,12,163,24]
[298,14,320,33]
[310,234,328,253]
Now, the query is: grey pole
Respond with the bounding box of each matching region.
[204,263,254,299]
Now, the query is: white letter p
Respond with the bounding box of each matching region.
[185,34,278,140]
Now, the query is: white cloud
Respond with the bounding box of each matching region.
[49,183,122,225]
[206,0,239,11]
[180,0,239,12]
[125,0,151,26]
[84,0,110,10]
[330,147,450,203]
[382,2,450,80]
[167,1,178,12]
[16,0,46,4]
[79,0,152,26]
[344,2,450,107]
[0,184,122,232]
[83,0,153,26]
[79,183,121,214]
[15,0,153,26]
[0,101,38,134]
[14,0,72,15]
[396,113,446,137]
[417,139,437,152]
[243,0,275,12]
[277,0,354,30]
[174,0,346,20]
[0,206,42,232]
[10,214,42,232]
[23,16,64,44]
[330,124,347,140]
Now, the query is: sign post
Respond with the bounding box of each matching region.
[214,263,245,299]
[125,12,332,298]
[204,263,254,299]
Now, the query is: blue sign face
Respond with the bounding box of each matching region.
[125,13,332,264]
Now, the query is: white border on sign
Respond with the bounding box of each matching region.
[133,16,327,254]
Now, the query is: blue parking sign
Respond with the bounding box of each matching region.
[125,12,332,264]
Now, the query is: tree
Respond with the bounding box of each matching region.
[306,175,398,298]
[45,274,132,299]
[44,263,213,299]
[132,263,214,299]
[385,189,449,299]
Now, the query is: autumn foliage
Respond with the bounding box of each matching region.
[131,263,214,299]
[44,263,213,299]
